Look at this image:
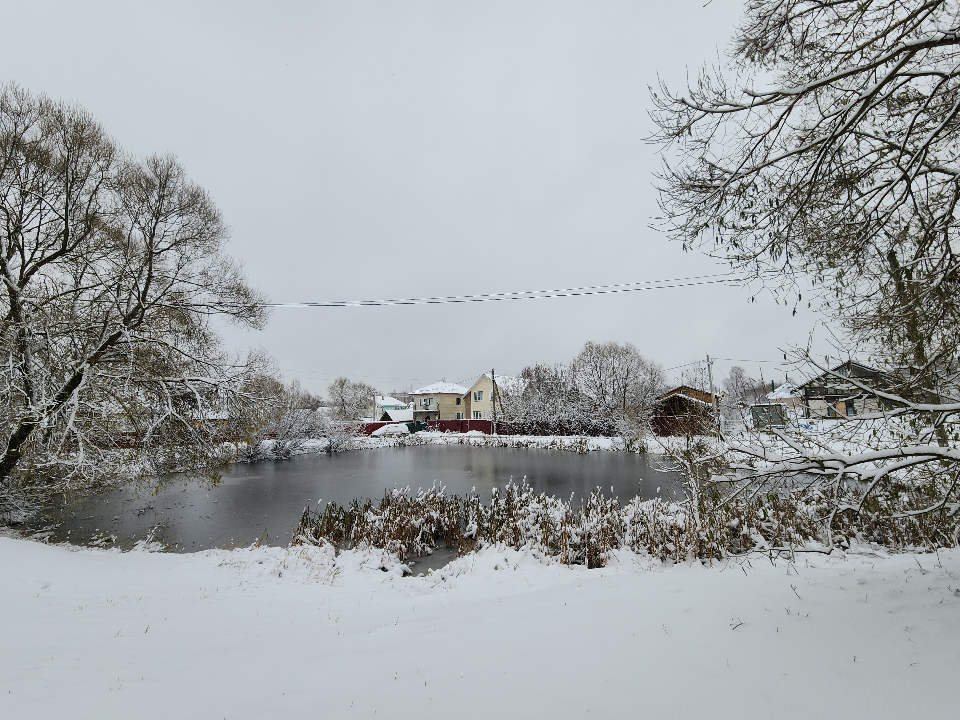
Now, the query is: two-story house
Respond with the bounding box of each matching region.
[411,382,469,422]
[798,361,890,419]
[460,373,524,420]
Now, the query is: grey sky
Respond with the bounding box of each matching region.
[0,1,815,393]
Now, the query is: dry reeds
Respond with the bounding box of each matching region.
[292,480,959,564]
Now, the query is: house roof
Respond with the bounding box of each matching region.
[376,395,404,406]
[412,381,469,396]
[659,385,715,405]
[767,383,800,400]
[797,361,887,390]
[381,408,413,422]
[463,372,527,396]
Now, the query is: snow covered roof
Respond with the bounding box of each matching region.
[466,373,527,395]
[382,409,413,422]
[412,381,469,395]
[767,383,799,400]
[659,386,714,405]
[376,395,404,406]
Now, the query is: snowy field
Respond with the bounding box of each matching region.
[3,537,958,718]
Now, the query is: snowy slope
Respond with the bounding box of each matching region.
[2,536,958,719]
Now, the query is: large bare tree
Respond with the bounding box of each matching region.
[326,377,377,421]
[651,1,960,536]
[571,341,666,438]
[0,84,269,503]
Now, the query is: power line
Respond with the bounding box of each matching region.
[715,358,791,364]
[267,273,743,308]
[666,357,791,373]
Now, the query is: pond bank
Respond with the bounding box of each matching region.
[25,445,679,553]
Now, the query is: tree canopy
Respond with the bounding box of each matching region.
[652,0,960,400]
[652,1,960,536]
[0,83,269,500]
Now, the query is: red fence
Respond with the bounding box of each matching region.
[358,421,397,436]
[427,420,494,434]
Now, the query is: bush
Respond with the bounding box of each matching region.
[292,481,960,565]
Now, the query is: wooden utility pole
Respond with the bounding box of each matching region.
[491,367,498,435]
[706,354,720,437]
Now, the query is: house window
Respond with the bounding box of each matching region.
[473,411,482,419]
[420,398,432,407]
[456,397,461,405]
[474,391,483,401]
[456,412,463,420]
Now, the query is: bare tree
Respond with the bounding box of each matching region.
[571,341,666,438]
[723,366,766,405]
[651,1,960,403]
[326,377,377,421]
[0,84,269,502]
[651,1,960,538]
[499,363,618,436]
[239,378,322,461]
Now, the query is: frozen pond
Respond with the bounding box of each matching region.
[31,445,679,554]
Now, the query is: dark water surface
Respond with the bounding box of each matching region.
[31,445,678,553]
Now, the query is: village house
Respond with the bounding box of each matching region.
[411,382,469,422]
[375,395,413,422]
[798,361,889,419]
[652,385,718,436]
[765,382,802,409]
[460,373,524,420]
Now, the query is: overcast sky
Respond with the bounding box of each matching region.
[0,0,821,394]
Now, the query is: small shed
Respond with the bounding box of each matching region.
[652,386,716,436]
[750,403,788,429]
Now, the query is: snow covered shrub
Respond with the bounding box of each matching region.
[0,484,33,524]
[293,476,960,565]
[321,418,361,453]
[292,483,827,566]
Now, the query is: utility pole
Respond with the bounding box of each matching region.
[491,368,498,435]
[706,354,720,437]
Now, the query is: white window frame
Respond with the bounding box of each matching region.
[474,391,483,401]
[455,412,463,420]
[473,411,482,420]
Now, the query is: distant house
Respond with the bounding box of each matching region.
[460,373,525,420]
[798,361,890,419]
[411,382,469,422]
[652,385,717,436]
[380,408,414,423]
[766,382,802,409]
[375,395,412,421]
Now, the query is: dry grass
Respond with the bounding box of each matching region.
[292,481,955,566]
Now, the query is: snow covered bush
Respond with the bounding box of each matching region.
[293,477,960,564]
[238,378,325,462]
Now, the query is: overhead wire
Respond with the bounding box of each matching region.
[267,273,745,308]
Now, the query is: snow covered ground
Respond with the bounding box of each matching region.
[297,431,626,454]
[3,536,958,719]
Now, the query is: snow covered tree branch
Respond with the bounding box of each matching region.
[651,1,960,542]
[0,83,271,498]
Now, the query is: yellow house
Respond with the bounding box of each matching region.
[411,382,469,422]
[461,373,524,420]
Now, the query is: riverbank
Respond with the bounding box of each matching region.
[2,534,957,719]
[295,431,633,455]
